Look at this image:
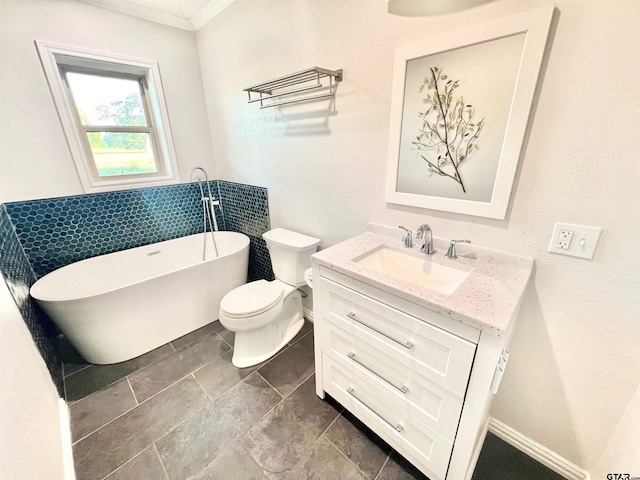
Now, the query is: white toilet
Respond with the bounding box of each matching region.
[218,228,320,368]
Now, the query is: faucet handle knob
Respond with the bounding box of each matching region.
[445,239,471,259]
[398,226,413,248]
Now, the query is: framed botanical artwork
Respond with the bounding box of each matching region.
[385,6,554,219]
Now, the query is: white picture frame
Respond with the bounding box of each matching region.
[385,6,553,219]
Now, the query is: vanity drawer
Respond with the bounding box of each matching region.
[323,319,464,441]
[317,276,476,396]
[322,354,452,480]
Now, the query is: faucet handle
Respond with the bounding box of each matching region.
[398,226,413,248]
[445,239,471,259]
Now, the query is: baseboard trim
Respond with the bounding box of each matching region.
[59,398,76,480]
[488,417,589,480]
[303,307,314,323]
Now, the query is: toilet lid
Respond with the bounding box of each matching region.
[220,280,284,318]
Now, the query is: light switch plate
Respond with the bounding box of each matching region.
[548,223,602,259]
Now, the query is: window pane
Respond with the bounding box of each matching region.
[67,72,148,127]
[87,132,158,177]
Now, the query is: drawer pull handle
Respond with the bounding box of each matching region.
[346,387,403,433]
[346,312,414,350]
[347,352,409,394]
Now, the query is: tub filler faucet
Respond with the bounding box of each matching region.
[416,224,434,254]
[188,166,220,259]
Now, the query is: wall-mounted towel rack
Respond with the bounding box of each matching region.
[244,67,343,109]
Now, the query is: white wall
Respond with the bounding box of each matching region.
[0,280,68,479]
[196,0,640,476]
[0,0,215,202]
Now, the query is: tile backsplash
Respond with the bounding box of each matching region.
[1,180,272,391]
[0,205,63,394]
[219,181,274,282]
[5,183,212,277]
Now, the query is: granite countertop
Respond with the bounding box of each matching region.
[311,223,534,337]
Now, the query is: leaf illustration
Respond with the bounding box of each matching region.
[413,67,485,193]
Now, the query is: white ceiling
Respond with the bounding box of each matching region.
[78,1,501,31]
[77,0,237,31]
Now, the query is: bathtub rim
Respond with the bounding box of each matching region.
[30,231,250,303]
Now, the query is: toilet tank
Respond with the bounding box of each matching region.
[263,228,320,286]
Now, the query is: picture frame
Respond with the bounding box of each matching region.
[385,6,553,219]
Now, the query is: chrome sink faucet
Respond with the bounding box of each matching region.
[416,224,434,254]
[398,226,413,248]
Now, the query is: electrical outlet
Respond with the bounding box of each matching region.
[548,223,603,259]
[556,230,574,249]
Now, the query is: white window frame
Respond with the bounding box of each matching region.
[35,40,180,193]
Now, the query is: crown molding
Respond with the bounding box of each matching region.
[191,0,237,30]
[77,0,237,32]
[78,0,194,30]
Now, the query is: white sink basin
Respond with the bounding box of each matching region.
[354,246,471,295]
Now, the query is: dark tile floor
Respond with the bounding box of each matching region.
[63,321,565,480]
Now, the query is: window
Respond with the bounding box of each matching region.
[36,41,179,192]
[63,69,161,178]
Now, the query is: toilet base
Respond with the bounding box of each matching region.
[230,291,304,368]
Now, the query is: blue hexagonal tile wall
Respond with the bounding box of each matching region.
[5,183,216,276]
[0,205,63,394]
[218,180,274,282]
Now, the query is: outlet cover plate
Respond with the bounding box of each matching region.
[556,229,574,249]
[548,223,602,259]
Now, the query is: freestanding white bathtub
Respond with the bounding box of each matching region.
[31,231,250,364]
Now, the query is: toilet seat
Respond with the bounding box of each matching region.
[220,280,284,319]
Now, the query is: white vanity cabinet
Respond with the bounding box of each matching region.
[313,266,512,480]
